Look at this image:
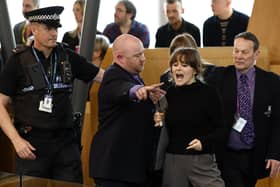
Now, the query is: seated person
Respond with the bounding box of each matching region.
[203,0,249,46]
[62,0,101,51]
[103,0,150,48]
[88,34,110,101]
[92,34,110,67]
[155,0,200,47]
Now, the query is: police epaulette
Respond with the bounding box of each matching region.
[12,46,28,54]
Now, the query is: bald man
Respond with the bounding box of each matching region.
[203,0,249,46]
[89,34,165,187]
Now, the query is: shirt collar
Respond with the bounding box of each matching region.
[236,66,256,80]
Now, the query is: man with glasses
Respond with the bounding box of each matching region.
[103,0,150,48]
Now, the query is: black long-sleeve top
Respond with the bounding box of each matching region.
[165,80,225,154]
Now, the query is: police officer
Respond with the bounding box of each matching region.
[0,6,103,183]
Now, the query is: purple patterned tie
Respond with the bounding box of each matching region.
[133,75,144,85]
[238,74,255,145]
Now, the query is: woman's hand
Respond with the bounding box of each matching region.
[186,138,202,151]
[154,111,164,127]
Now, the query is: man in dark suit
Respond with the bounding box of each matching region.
[207,32,280,187]
[89,34,165,187]
[13,0,39,46]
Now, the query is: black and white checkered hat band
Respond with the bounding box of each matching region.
[28,13,60,22]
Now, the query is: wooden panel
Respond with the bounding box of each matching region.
[142,47,269,85]
[81,102,94,185]
[270,65,280,75]
[94,47,269,86]
[256,178,270,187]
[248,0,280,64]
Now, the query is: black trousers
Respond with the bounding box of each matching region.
[16,128,82,183]
[221,148,257,187]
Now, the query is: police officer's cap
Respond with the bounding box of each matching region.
[25,6,64,28]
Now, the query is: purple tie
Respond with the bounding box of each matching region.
[133,75,144,85]
[238,74,255,145]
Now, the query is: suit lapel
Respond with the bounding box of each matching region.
[223,66,238,117]
[252,67,265,120]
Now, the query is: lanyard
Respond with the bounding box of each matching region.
[32,46,57,94]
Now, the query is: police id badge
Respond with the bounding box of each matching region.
[39,95,53,113]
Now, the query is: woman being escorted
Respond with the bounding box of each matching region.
[162,47,225,187]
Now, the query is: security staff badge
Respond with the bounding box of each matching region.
[39,94,53,113]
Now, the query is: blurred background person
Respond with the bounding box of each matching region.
[88,34,110,101]
[62,0,101,51]
[155,0,200,48]
[91,34,110,67]
[62,0,84,51]
[103,0,150,48]
[13,0,40,46]
[203,0,249,46]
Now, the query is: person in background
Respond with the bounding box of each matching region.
[62,0,101,51]
[87,34,110,101]
[0,6,103,183]
[103,0,150,48]
[203,0,249,46]
[206,32,280,187]
[91,34,110,67]
[155,0,200,48]
[161,47,225,187]
[13,0,40,46]
[90,34,165,187]
[62,0,84,51]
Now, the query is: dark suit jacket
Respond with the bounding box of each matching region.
[89,63,156,183]
[207,65,280,179]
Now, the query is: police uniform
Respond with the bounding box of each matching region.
[0,6,100,183]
